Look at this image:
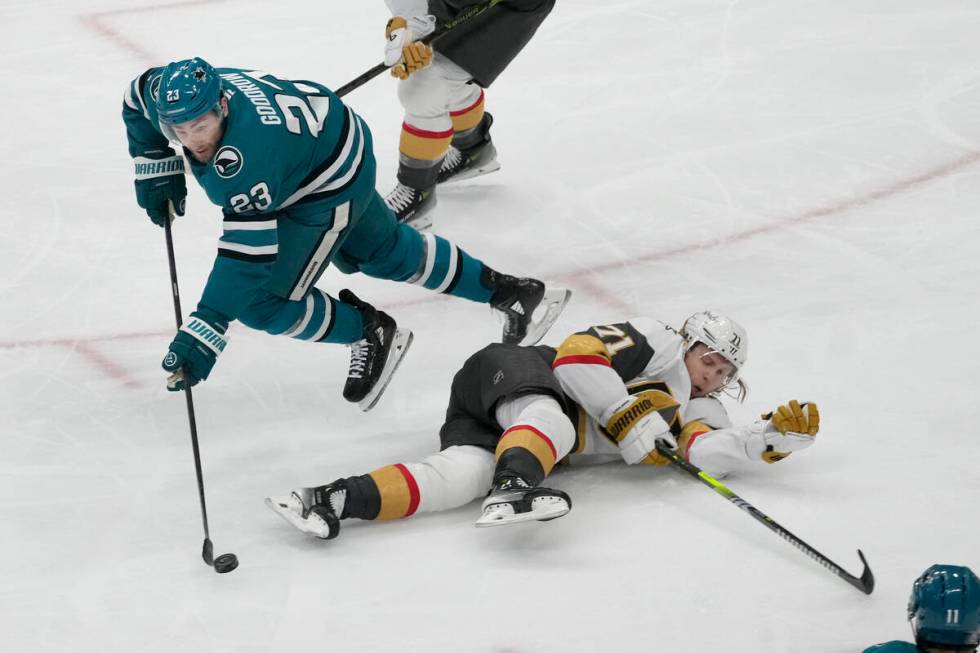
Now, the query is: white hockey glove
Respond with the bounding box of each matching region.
[749,400,820,463]
[601,391,680,465]
[384,15,437,79]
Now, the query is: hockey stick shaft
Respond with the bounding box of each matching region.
[335,0,503,98]
[163,215,214,564]
[655,440,874,594]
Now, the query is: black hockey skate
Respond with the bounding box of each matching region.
[384,182,436,231]
[339,289,413,411]
[264,483,344,540]
[437,113,500,185]
[475,476,572,528]
[486,272,572,346]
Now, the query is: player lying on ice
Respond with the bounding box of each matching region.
[267,310,820,537]
[121,57,569,410]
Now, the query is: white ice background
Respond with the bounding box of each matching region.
[2,1,979,651]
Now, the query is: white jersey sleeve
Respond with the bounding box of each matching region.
[681,397,770,478]
[386,0,430,18]
[685,424,760,478]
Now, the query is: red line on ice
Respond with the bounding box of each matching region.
[6,151,977,381]
[77,0,224,65]
[384,149,980,312]
[74,341,143,388]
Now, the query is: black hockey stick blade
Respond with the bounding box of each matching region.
[201,537,239,573]
[848,549,875,595]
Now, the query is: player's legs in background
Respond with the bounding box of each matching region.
[438,88,499,186]
[384,55,477,229]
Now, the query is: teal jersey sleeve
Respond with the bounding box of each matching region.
[180,68,377,321]
[121,67,176,159]
[862,642,922,652]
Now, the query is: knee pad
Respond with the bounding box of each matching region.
[495,394,576,461]
[397,66,452,124]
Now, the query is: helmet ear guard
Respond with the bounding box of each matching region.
[909,564,980,650]
[681,310,748,401]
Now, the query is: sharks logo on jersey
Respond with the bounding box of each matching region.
[214,146,243,178]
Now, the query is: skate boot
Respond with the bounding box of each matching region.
[484,270,572,346]
[475,476,572,528]
[384,182,437,231]
[339,289,414,411]
[264,483,346,540]
[438,113,501,185]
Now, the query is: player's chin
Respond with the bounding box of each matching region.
[191,147,215,163]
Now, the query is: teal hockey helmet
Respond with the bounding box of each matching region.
[156,57,223,126]
[909,564,980,650]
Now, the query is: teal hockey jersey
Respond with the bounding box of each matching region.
[122,67,377,320]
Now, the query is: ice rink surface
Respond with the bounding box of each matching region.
[2,1,979,651]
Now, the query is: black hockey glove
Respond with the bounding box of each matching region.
[133,153,187,227]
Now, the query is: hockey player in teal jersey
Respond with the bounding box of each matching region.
[864,565,980,653]
[123,57,569,410]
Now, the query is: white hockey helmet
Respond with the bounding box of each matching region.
[681,310,748,385]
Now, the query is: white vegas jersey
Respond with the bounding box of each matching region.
[549,318,761,477]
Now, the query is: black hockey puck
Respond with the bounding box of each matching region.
[213,553,239,574]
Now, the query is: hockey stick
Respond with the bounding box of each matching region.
[163,212,238,574]
[334,0,503,98]
[654,440,874,594]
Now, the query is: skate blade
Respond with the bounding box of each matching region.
[519,288,573,346]
[474,499,570,528]
[264,496,334,539]
[439,160,502,185]
[359,328,414,412]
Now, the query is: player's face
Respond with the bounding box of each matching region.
[172,98,228,163]
[685,343,736,398]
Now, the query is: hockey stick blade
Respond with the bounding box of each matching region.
[850,549,875,595]
[655,439,874,594]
